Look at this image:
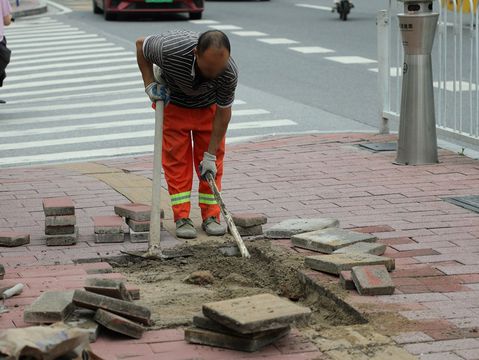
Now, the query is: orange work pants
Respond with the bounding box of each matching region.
[162,103,225,222]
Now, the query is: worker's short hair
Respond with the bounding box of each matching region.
[197,30,231,55]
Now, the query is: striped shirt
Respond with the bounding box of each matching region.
[142,30,238,109]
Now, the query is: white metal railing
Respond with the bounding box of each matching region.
[378,0,479,147]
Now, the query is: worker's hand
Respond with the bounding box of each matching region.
[199,152,217,180]
[145,82,170,105]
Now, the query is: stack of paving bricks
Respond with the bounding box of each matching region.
[23,278,149,340]
[114,203,163,243]
[185,293,311,352]
[267,218,396,296]
[0,231,30,247]
[43,197,78,246]
[232,213,267,237]
[93,215,125,243]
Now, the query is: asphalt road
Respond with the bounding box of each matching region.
[0,0,394,167]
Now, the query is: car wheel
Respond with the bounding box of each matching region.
[103,0,116,20]
[93,0,103,14]
[189,12,202,20]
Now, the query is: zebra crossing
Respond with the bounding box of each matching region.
[0,16,298,168]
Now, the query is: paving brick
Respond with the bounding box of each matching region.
[232,213,267,227]
[129,229,149,243]
[94,308,146,339]
[351,265,395,296]
[23,290,75,324]
[202,293,311,334]
[0,232,30,247]
[44,215,76,227]
[306,253,395,275]
[42,197,75,216]
[72,290,151,325]
[46,227,78,246]
[45,225,76,235]
[85,278,132,301]
[184,326,290,352]
[265,218,339,239]
[126,218,150,232]
[333,242,387,256]
[339,271,356,290]
[237,224,263,237]
[64,308,99,342]
[114,203,151,221]
[93,215,124,234]
[94,232,124,243]
[292,228,377,254]
[125,284,140,300]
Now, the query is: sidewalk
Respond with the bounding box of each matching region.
[9,0,47,18]
[1,132,479,359]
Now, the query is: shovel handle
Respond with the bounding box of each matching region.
[2,283,24,299]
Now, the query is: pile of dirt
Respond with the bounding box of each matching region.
[112,240,359,330]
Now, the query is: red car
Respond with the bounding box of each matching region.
[93,0,204,21]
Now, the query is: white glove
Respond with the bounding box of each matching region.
[199,152,217,180]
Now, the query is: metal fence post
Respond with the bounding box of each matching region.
[377,9,391,134]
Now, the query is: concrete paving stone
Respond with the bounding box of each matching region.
[114,203,151,221]
[72,290,151,325]
[45,215,76,227]
[305,253,395,275]
[64,308,99,343]
[125,284,140,300]
[202,293,311,334]
[265,218,339,239]
[42,197,75,216]
[0,232,30,247]
[93,215,124,234]
[333,242,387,256]
[126,218,150,232]
[85,278,132,301]
[184,326,290,352]
[352,265,396,296]
[232,213,268,227]
[23,290,75,324]
[237,224,263,237]
[292,228,377,254]
[45,225,76,235]
[339,271,356,290]
[94,232,124,244]
[129,229,149,243]
[94,308,146,339]
[46,227,79,246]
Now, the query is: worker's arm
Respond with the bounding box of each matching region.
[3,14,11,26]
[208,106,231,155]
[135,37,155,88]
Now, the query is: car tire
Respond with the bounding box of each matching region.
[103,0,116,20]
[189,12,202,20]
[93,0,103,14]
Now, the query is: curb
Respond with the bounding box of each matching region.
[11,0,47,18]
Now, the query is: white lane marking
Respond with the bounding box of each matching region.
[233,100,246,105]
[232,109,270,116]
[11,42,119,55]
[189,20,219,24]
[325,56,377,64]
[289,46,334,54]
[0,120,295,151]
[9,34,98,44]
[8,57,136,73]
[6,25,75,34]
[7,21,63,29]
[368,67,402,77]
[11,46,126,61]
[208,25,243,30]
[6,28,80,37]
[11,51,132,66]
[8,64,138,81]
[433,81,478,92]
[231,31,268,37]
[46,0,73,14]
[4,72,140,90]
[258,38,299,45]
[7,30,85,40]
[296,3,332,11]
[8,37,107,49]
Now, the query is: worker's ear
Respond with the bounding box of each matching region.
[193,47,198,57]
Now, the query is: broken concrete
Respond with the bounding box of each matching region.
[305,253,395,275]
[45,215,76,227]
[42,197,75,216]
[126,218,150,232]
[93,215,124,234]
[265,218,339,239]
[85,278,132,301]
[64,309,99,343]
[292,228,377,254]
[0,232,30,247]
[333,241,386,256]
[129,229,149,243]
[94,232,124,244]
[24,291,75,324]
[202,293,311,334]
[72,290,151,325]
[232,213,267,228]
[94,309,146,339]
[339,271,356,290]
[46,227,78,246]
[351,265,395,296]
[114,203,151,221]
[45,225,76,236]
[236,225,263,237]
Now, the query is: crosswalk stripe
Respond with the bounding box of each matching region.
[6,25,75,34]
[295,3,332,11]
[7,27,81,37]
[7,30,85,40]
[258,38,299,45]
[0,120,296,151]
[11,51,132,66]
[7,64,138,82]
[325,56,377,64]
[289,46,334,54]
[231,31,268,37]
[8,37,108,49]
[9,34,98,44]
[5,72,139,90]
[8,57,136,73]
[189,20,219,24]
[11,46,127,61]
[8,22,64,29]
[11,43,120,55]
[208,25,243,30]
[232,109,269,116]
